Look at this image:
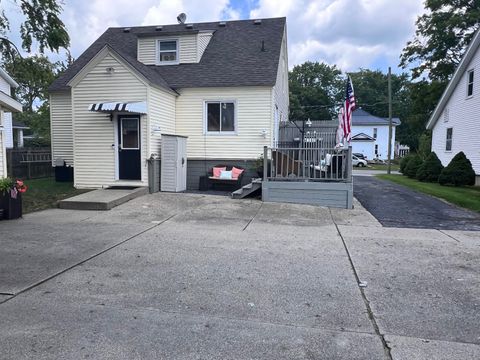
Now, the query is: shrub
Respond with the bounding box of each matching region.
[404,154,422,178]
[438,152,476,186]
[416,152,444,182]
[400,154,412,174]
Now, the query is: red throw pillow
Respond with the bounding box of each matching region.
[213,167,226,178]
[231,167,244,179]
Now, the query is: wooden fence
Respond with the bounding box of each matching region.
[6,147,53,179]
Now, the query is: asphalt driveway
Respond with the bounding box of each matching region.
[0,192,479,359]
[354,175,480,230]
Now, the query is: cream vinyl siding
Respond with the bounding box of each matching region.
[0,77,11,95]
[138,34,198,65]
[175,87,273,159]
[197,32,213,60]
[72,53,148,188]
[148,86,176,156]
[0,109,6,177]
[50,91,73,166]
[272,29,289,142]
[431,44,480,175]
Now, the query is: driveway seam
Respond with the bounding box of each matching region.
[329,208,393,360]
[242,202,263,231]
[438,229,461,243]
[0,213,177,305]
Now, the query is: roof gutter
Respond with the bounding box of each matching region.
[0,67,19,88]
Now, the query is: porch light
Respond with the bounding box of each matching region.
[305,118,312,127]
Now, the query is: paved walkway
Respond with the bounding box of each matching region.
[0,193,479,359]
[354,176,480,230]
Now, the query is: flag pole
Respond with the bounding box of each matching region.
[387,67,393,174]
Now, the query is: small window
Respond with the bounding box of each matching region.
[443,107,449,122]
[206,101,235,133]
[157,40,178,64]
[446,128,453,151]
[375,144,379,156]
[467,69,474,97]
[373,128,377,139]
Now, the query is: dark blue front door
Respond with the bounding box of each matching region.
[118,116,141,180]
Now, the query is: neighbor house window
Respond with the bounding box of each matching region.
[205,101,236,133]
[157,40,178,64]
[373,128,377,139]
[467,69,474,97]
[446,128,453,151]
[443,107,449,122]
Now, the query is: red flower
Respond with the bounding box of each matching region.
[15,179,27,193]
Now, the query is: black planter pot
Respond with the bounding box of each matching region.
[0,192,22,220]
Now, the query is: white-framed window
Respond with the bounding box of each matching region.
[204,101,236,134]
[157,39,178,64]
[443,107,449,122]
[373,128,377,139]
[446,127,453,151]
[467,69,474,97]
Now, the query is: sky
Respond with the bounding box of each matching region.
[3,0,425,74]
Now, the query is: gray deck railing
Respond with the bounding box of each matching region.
[263,146,352,182]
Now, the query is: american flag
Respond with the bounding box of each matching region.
[337,76,356,144]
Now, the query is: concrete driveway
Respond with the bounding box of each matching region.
[0,193,479,359]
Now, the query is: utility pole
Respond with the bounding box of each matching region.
[387,67,393,174]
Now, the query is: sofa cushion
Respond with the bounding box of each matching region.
[219,170,233,179]
[213,167,226,178]
[232,167,244,179]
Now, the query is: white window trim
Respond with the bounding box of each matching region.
[445,127,453,152]
[203,100,238,136]
[466,69,474,98]
[120,116,140,150]
[156,38,179,65]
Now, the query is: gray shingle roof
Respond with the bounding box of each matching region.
[352,108,401,126]
[49,17,286,92]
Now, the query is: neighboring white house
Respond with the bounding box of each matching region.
[427,28,480,185]
[0,67,23,178]
[351,108,400,160]
[49,17,289,189]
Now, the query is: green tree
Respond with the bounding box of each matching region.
[349,69,411,119]
[0,0,70,60]
[400,0,480,81]
[4,55,59,112]
[289,61,344,120]
[416,151,443,182]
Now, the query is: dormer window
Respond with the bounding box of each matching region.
[157,39,178,64]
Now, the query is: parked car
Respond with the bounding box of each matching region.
[353,153,367,160]
[352,155,367,167]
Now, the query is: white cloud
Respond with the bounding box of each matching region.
[251,0,424,71]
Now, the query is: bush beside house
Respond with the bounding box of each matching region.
[438,152,476,186]
[416,152,443,182]
[400,154,412,174]
[404,154,423,178]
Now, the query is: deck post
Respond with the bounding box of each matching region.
[263,146,268,180]
[346,146,353,182]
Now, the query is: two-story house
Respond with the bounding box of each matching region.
[427,28,480,185]
[0,67,23,178]
[350,108,400,160]
[49,17,289,190]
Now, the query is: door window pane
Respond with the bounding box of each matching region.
[221,102,235,131]
[207,103,220,131]
[122,118,139,149]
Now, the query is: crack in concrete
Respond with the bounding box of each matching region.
[0,213,176,306]
[329,208,393,360]
[242,202,263,231]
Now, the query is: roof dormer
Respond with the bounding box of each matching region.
[137,30,214,65]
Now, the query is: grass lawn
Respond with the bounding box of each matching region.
[377,174,480,213]
[356,163,400,171]
[22,177,90,214]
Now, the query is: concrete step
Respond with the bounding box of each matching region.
[231,181,262,199]
[58,187,149,211]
